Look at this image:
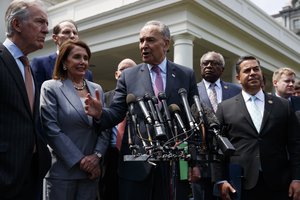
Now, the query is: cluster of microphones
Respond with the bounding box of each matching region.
[123,88,235,164]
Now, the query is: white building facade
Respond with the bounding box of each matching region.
[3,0,300,92]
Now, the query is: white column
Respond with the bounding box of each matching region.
[172,34,195,69]
[0,0,12,42]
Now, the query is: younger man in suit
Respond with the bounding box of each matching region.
[214,56,300,200]
[272,67,300,112]
[31,19,93,90]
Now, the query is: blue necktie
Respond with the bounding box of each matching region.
[248,96,262,132]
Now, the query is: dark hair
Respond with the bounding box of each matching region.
[52,19,78,35]
[53,40,91,80]
[235,55,261,74]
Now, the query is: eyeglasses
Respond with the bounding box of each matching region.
[202,60,222,66]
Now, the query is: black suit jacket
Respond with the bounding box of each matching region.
[0,44,51,199]
[31,53,93,90]
[99,61,198,181]
[214,92,300,190]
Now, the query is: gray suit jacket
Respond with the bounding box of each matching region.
[99,60,199,181]
[31,53,93,91]
[214,92,300,190]
[40,79,106,179]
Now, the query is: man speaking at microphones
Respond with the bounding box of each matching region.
[84,20,198,200]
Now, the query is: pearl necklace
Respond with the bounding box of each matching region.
[73,80,86,91]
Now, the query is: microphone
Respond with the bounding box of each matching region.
[144,93,166,139]
[193,95,204,124]
[126,94,137,145]
[168,104,187,133]
[158,92,172,123]
[151,96,164,124]
[210,123,235,156]
[136,96,152,125]
[202,107,235,156]
[178,88,196,130]
[144,93,159,122]
[158,92,174,137]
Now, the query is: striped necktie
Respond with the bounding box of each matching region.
[208,83,218,112]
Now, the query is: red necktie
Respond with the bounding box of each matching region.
[116,118,126,150]
[152,65,164,98]
[20,56,34,113]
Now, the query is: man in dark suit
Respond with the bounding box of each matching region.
[85,20,198,200]
[31,19,93,91]
[272,67,300,113]
[214,56,300,200]
[99,58,136,200]
[192,51,241,200]
[0,1,51,199]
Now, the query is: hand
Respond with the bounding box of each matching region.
[289,180,300,200]
[84,89,102,120]
[188,166,201,183]
[79,154,101,179]
[219,181,236,200]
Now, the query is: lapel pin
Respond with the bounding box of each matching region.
[172,73,175,78]
[268,100,273,104]
[224,85,228,89]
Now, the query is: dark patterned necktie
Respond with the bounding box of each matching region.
[208,83,218,112]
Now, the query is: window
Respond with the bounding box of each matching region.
[293,19,300,29]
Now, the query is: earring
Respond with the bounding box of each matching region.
[63,65,67,70]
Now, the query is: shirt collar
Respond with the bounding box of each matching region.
[147,57,167,74]
[203,79,221,90]
[242,89,264,102]
[3,38,24,59]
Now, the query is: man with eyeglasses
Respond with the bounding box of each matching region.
[191,51,241,200]
[31,19,93,91]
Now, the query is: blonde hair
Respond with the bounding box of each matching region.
[272,67,295,82]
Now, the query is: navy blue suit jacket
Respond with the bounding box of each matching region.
[31,53,93,90]
[99,60,199,181]
[0,44,51,199]
[197,80,241,111]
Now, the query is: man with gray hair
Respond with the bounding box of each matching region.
[85,20,198,200]
[0,0,51,199]
[193,51,241,200]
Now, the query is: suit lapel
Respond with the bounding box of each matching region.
[138,64,154,96]
[221,81,231,100]
[165,61,176,101]
[60,79,89,125]
[198,81,213,110]
[259,94,273,135]
[0,45,33,116]
[236,94,258,133]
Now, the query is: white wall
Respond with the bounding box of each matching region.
[0,0,12,42]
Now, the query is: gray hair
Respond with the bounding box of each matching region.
[5,0,45,37]
[143,20,171,40]
[200,51,225,67]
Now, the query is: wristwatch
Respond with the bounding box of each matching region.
[94,151,102,159]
